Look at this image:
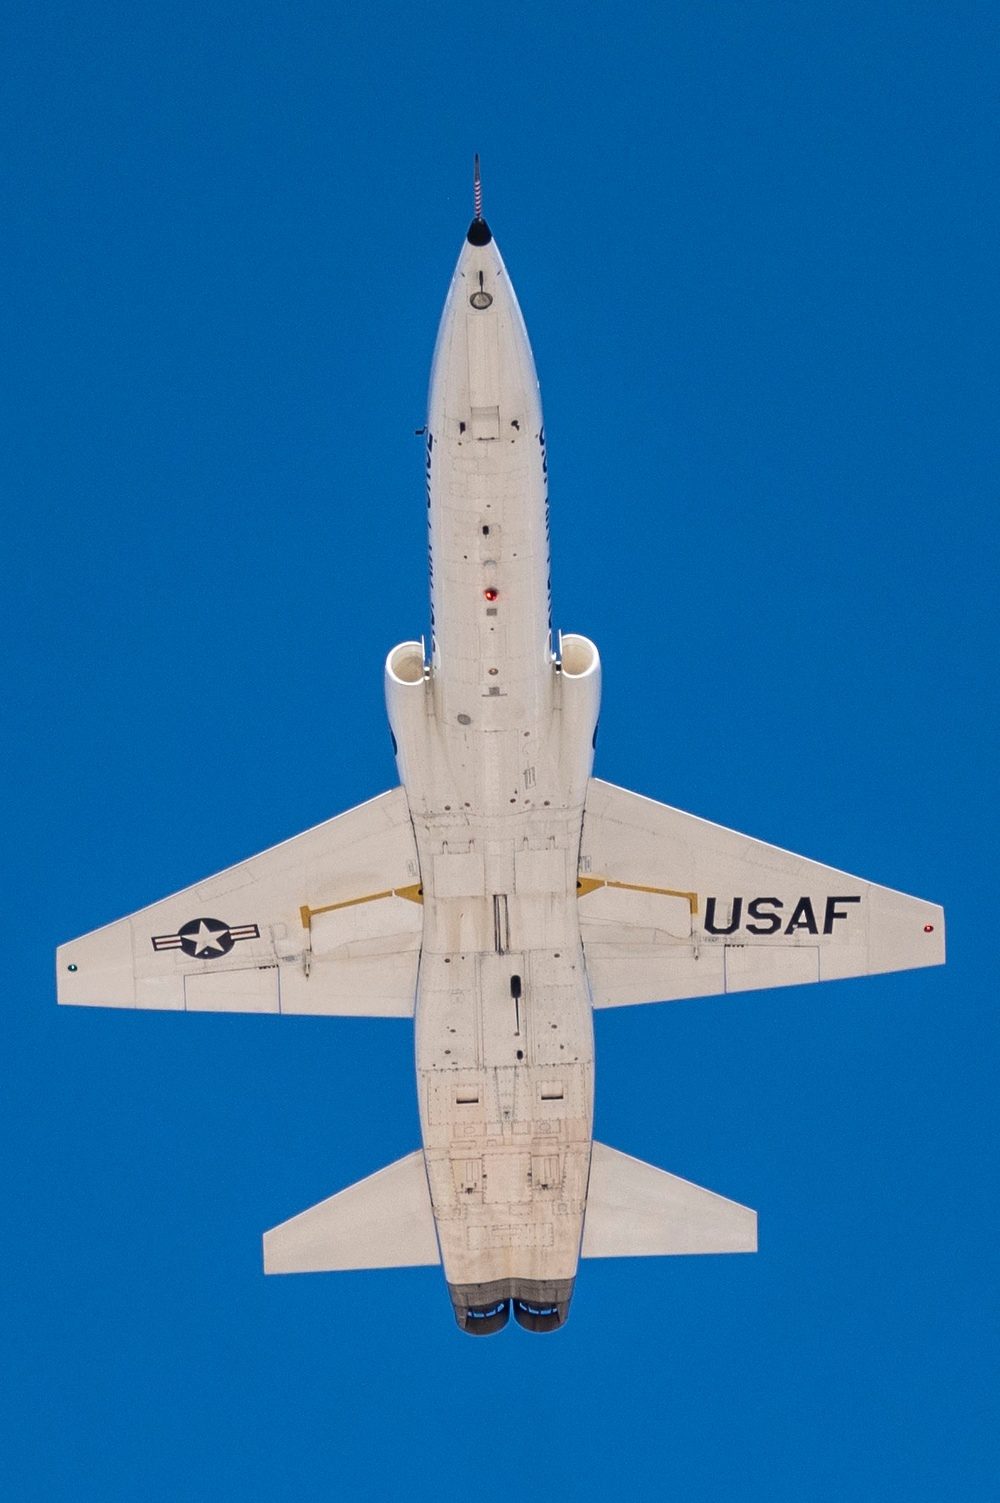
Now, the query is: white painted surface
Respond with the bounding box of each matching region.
[263,1152,440,1273]
[580,778,944,1007]
[406,233,598,1302]
[57,787,421,1016]
[58,218,945,1318]
[582,1143,757,1258]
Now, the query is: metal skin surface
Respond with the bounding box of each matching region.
[387,221,600,1333]
[56,191,944,1340]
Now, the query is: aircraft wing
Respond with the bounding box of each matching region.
[57,788,424,1016]
[579,778,944,1008]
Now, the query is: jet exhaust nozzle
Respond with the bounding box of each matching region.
[459,1299,511,1336]
[450,1278,573,1336]
[512,1299,569,1334]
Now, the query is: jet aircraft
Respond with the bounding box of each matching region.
[58,163,945,1334]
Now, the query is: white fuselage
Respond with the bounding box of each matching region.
[384,227,601,1333]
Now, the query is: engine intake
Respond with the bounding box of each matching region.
[557,632,602,807]
[384,640,429,787]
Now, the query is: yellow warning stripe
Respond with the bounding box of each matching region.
[300,883,424,928]
[576,876,698,916]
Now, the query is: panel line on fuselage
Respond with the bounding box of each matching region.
[397,230,598,1331]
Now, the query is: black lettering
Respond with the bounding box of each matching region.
[823,895,861,934]
[785,897,818,935]
[746,897,783,935]
[704,897,743,935]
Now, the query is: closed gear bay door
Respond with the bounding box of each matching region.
[579,778,944,1008]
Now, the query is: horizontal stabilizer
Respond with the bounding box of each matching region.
[263,1150,440,1274]
[581,1142,757,1258]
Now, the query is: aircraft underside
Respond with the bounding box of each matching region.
[56,170,944,1334]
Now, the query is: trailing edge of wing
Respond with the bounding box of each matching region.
[581,1142,757,1258]
[263,1151,440,1273]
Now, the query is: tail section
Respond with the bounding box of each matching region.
[262,1140,755,1334]
[263,1150,440,1274]
[582,1142,757,1258]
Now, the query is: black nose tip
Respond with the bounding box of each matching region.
[466,217,493,246]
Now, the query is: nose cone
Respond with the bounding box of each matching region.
[427,225,541,434]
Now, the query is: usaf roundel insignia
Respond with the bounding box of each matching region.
[151,918,260,959]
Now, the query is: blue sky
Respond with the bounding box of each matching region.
[2,1,996,1497]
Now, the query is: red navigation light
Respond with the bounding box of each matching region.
[924,924,934,932]
[484,588,498,601]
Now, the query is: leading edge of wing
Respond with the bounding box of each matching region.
[585,777,945,905]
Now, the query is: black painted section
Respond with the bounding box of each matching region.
[466,217,493,246]
[451,1276,573,1335]
[459,1299,510,1336]
[513,1300,567,1334]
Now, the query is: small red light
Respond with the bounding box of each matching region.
[924,924,934,932]
[484,588,498,601]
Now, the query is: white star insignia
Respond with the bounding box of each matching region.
[185,921,228,956]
